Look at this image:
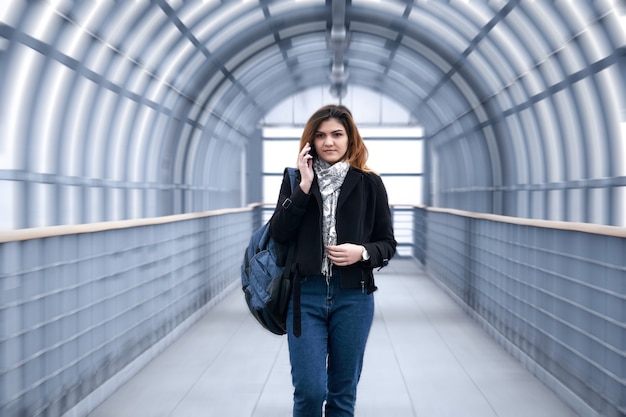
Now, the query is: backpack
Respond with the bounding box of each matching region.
[241,168,297,335]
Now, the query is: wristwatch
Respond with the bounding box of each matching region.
[361,247,370,261]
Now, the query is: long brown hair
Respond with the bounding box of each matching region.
[299,104,370,171]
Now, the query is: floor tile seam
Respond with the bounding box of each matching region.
[250,335,289,416]
[166,294,252,417]
[398,270,502,417]
[375,287,420,417]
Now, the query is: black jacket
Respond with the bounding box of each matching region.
[269,167,397,293]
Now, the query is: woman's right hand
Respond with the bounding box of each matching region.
[298,142,314,194]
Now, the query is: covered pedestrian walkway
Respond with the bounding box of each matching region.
[1,2,625,417]
[1,203,623,417]
[84,259,579,417]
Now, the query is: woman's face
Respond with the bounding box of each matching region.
[312,118,349,165]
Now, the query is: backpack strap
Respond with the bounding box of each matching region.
[286,167,297,194]
[283,168,298,278]
[283,168,302,338]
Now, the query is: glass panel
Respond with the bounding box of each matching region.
[279,22,326,39]
[142,25,183,78]
[264,176,286,204]
[523,1,569,44]
[553,90,583,181]
[381,176,423,206]
[289,34,327,50]
[611,5,626,47]
[65,78,98,176]
[366,140,423,173]
[264,140,300,173]
[178,0,220,28]
[352,0,405,16]
[36,62,73,173]
[269,0,324,14]
[400,36,453,73]
[263,176,423,206]
[0,0,25,26]
[125,7,168,58]
[466,52,505,93]
[217,9,268,52]
[129,107,158,181]
[157,41,197,90]
[350,22,399,41]
[620,121,626,177]
[406,6,467,54]
[224,36,275,71]
[262,136,424,205]
[572,79,606,179]
[98,2,150,49]
[0,181,17,229]
[57,1,115,61]
[380,96,413,124]
[3,47,42,169]
[476,35,524,85]
[450,0,493,27]
[204,4,263,51]
[21,2,62,42]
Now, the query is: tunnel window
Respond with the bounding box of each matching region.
[365,138,424,206]
[261,127,424,206]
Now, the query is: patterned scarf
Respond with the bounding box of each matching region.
[314,158,350,279]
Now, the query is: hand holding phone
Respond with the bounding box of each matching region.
[303,141,315,166]
[298,142,315,193]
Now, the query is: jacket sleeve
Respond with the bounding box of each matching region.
[362,173,396,269]
[269,168,310,244]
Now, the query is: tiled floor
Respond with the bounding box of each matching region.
[87,259,579,417]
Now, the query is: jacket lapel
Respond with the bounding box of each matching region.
[311,177,323,212]
[337,169,361,209]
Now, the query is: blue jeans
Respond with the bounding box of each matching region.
[286,271,375,417]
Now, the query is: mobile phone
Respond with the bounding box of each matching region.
[308,140,317,159]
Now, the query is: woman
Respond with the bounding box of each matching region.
[269,104,397,417]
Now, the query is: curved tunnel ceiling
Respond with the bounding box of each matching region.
[0,1,625,229]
